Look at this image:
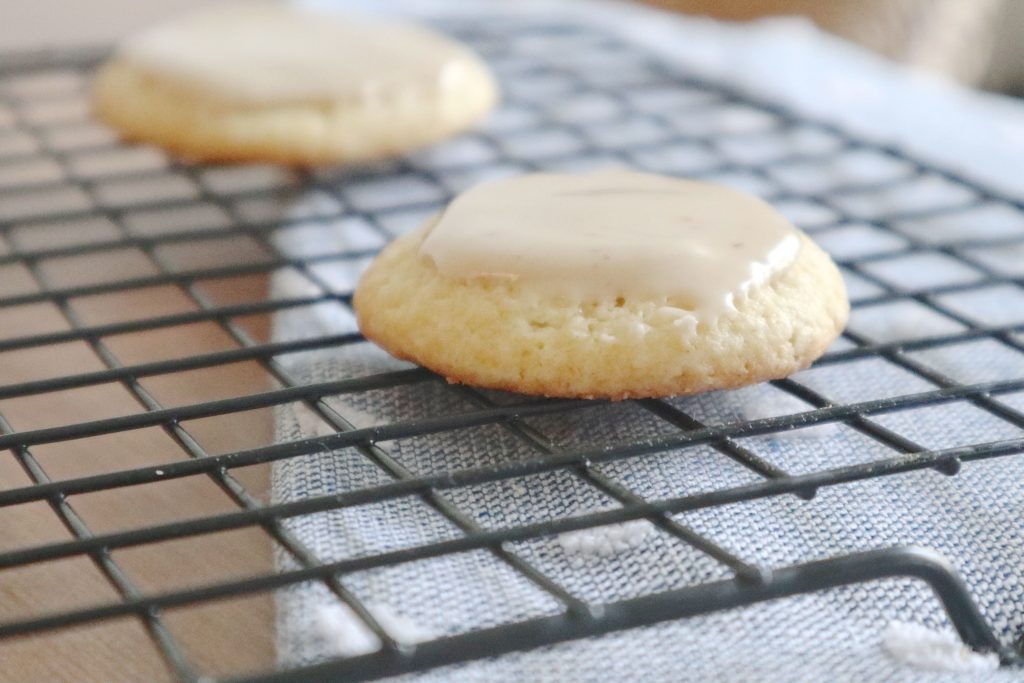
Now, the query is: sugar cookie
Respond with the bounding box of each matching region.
[354,170,848,399]
[91,3,498,165]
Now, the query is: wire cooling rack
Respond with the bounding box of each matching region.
[1,17,1024,683]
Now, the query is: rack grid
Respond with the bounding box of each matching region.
[0,18,1023,683]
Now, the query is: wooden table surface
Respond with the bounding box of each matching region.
[0,276,278,681]
[0,5,288,680]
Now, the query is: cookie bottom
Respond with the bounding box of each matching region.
[354,225,849,399]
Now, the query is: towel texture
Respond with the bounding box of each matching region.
[271,6,1024,681]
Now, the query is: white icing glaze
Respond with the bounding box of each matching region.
[118,2,485,105]
[419,170,802,319]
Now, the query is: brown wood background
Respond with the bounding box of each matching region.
[0,271,278,681]
[2,7,286,680]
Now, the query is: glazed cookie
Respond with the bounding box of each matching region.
[354,170,848,399]
[91,2,498,165]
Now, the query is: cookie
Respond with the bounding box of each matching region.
[91,2,498,165]
[354,170,849,399]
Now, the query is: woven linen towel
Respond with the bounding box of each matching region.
[271,2,1024,680]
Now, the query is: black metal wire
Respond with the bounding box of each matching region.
[0,18,1023,683]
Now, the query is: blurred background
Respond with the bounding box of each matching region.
[4,0,1024,96]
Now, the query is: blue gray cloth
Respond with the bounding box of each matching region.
[271,9,1024,681]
